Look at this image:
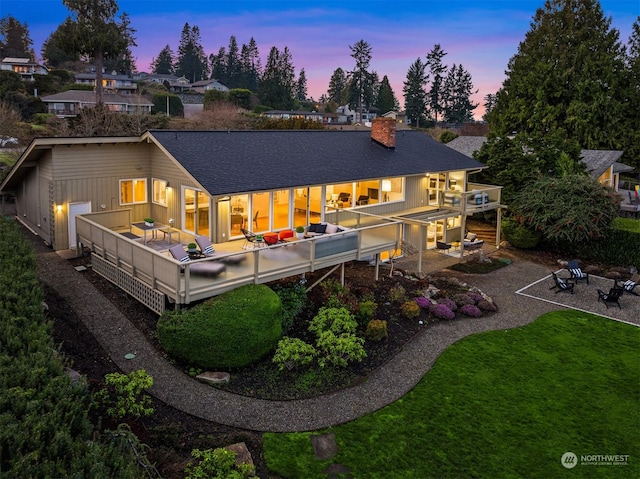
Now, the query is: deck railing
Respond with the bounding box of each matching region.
[76,212,401,314]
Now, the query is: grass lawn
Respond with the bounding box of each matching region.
[264,311,640,478]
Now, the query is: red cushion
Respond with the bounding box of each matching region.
[263,232,279,245]
[279,229,294,240]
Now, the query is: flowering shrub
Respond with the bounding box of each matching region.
[401,300,421,319]
[467,292,484,303]
[459,304,482,317]
[429,303,455,320]
[414,296,431,309]
[437,297,458,311]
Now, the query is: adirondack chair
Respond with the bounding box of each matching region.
[550,272,575,294]
[597,287,623,309]
[614,273,640,296]
[567,259,589,284]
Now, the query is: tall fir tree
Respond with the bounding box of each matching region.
[239,37,261,91]
[375,75,398,113]
[403,57,428,127]
[327,67,347,105]
[209,46,227,84]
[175,23,208,82]
[61,0,133,103]
[442,63,478,124]
[347,39,374,122]
[425,44,447,123]
[621,18,640,170]
[489,0,628,152]
[258,46,295,109]
[41,18,81,68]
[296,68,308,102]
[151,45,175,75]
[0,15,35,59]
[225,36,241,88]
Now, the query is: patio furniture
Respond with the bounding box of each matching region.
[195,235,245,264]
[168,245,226,277]
[263,232,279,245]
[253,211,259,229]
[436,241,452,253]
[550,272,575,294]
[338,192,351,206]
[597,287,623,309]
[567,259,589,284]
[614,274,640,296]
[241,227,258,249]
[231,214,244,230]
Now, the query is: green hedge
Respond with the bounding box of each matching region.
[158,284,283,369]
[501,217,543,249]
[0,217,146,477]
[553,218,640,266]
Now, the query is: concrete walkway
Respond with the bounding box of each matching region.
[35,236,581,433]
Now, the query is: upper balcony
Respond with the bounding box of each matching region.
[441,183,502,213]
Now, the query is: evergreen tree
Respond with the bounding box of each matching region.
[489,0,628,152]
[621,18,640,170]
[375,75,398,113]
[425,43,447,123]
[210,46,227,84]
[403,57,428,127]
[296,68,308,102]
[327,67,347,105]
[175,23,209,82]
[103,11,136,74]
[239,37,261,91]
[0,15,35,59]
[151,44,175,75]
[482,93,497,122]
[442,63,478,124]
[41,18,81,68]
[61,0,133,103]
[258,46,295,109]
[347,39,374,122]
[225,35,241,88]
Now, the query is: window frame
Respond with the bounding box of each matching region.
[119,178,148,206]
[152,178,168,206]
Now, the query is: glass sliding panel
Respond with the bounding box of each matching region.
[230,194,248,237]
[184,188,195,232]
[273,189,290,230]
[183,187,210,235]
[308,186,322,223]
[196,190,210,236]
[326,182,353,210]
[251,192,269,233]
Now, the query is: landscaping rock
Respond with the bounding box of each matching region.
[196,371,230,384]
[226,442,254,468]
[310,432,338,460]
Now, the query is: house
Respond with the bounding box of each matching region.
[382,110,409,125]
[41,90,154,117]
[189,79,229,93]
[0,57,48,81]
[336,105,378,124]
[0,119,502,313]
[75,71,138,95]
[137,73,193,92]
[446,136,632,190]
[262,110,346,124]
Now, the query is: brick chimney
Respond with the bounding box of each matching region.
[370,117,396,148]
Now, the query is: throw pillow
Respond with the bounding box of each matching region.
[325,223,339,234]
[309,223,320,233]
[203,244,215,255]
[315,223,327,234]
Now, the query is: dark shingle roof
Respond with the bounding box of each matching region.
[148,130,486,196]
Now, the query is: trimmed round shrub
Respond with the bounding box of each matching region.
[414,296,431,309]
[158,284,282,369]
[365,319,388,342]
[429,303,455,320]
[459,304,482,317]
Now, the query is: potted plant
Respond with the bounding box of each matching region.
[187,242,197,253]
[295,226,305,239]
[144,218,155,227]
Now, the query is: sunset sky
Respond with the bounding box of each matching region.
[2,0,637,118]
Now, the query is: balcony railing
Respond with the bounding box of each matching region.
[441,184,502,212]
[76,210,401,314]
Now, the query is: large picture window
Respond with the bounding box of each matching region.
[120,178,147,205]
[152,178,168,206]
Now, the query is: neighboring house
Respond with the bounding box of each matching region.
[189,79,229,93]
[262,110,346,124]
[0,119,502,313]
[41,90,153,117]
[75,71,138,95]
[382,110,409,125]
[336,105,378,124]
[0,57,48,81]
[137,73,193,92]
[446,136,632,190]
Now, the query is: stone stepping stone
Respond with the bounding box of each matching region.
[196,371,230,384]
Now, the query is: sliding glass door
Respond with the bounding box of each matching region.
[183,187,210,236]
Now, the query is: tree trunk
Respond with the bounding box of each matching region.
[94,50,104,105]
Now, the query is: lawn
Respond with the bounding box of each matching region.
[264,311,640,478]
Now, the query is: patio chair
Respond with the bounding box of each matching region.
[567,259,589,284]
[168,245,226,277]
[253,211,259,229]
[614,274,640,296]
[436,241,452,253]
[241,227,258,249]
[550,272,575,294]
[195,235,245,264]
[597,287,623,309]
